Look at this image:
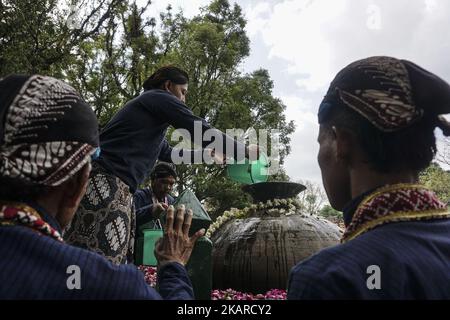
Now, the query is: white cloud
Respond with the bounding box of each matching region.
[282,95,315,129]
[250,0,348,91]
[243,0,450,184]
[425,0,438,12]
[280,95,321,184]
[244,2,271,37]
[366,4,382,30]
[286,127,321,184]
[244,0,450,90]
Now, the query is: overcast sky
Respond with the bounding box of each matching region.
[150,0,450,185]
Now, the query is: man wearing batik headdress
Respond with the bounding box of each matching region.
[0,75,203,299]
[134,162,177,232]
[288,57,450,299]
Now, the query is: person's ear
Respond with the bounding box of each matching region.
[54,163,91,230]
[333,126,354,163]
[163,80,171,92]
[64,163,91,208]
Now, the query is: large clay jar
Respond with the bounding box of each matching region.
[211,182,342,293]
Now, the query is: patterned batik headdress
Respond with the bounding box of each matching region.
[0,75,99,186]
[317,57,450,242]
[318,56,450,134]
[0,75,99,240]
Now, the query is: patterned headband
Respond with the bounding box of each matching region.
[0,75,99,186]
[318,56,450,134]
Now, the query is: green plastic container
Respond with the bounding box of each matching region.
[186,236,213,300]
[135,228,163,266]
[226,152,270,184]
[162,189,212,236]
[159,190,213,299]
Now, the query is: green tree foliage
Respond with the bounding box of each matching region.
[0,0,295,220]
[157,0,295,218]
[0,0,121,76]
[419,163,450,204]
[318,205,344,226]
[65,0,162,125]
[296,180,326,216]
[294,180,344,227]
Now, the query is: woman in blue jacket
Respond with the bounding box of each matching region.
[64,66,253,264]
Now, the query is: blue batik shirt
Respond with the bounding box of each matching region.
[287,191,450,300]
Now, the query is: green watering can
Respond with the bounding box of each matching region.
[226,152,270,184]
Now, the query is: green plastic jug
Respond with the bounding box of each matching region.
[226,152,270,184]
[186,236,213,300]
[135,220,163,266]
[136,230,163,266]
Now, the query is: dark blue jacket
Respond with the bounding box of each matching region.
[0,205,194,300]
[134,187,175,228]
[97,89,246,193]
[287,192,450,300]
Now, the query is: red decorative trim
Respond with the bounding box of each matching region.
[0,203,63,242]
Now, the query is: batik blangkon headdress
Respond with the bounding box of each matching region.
[0,75,99,186]
[318,56,450,135]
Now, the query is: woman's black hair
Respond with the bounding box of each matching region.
[322,103,438,174]
[143,66,189,91]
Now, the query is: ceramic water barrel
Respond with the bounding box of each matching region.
[211,182,342,293]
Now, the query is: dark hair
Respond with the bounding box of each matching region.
[322,103,437,174]
[150,162,177,180]
[143,66,189,91]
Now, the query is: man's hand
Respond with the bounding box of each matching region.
[154,205,205,267]
[151,202,168,219]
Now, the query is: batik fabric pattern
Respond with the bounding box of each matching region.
[318,56,450,134]
[0,75,96,186]
[342,183,450,243]
[64,162,135,265]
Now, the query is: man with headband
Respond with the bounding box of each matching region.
[134,162,177,231]
[287,57,450,299]
[0,75,204,299]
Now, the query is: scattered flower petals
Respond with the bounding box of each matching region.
[138,266,287,300]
